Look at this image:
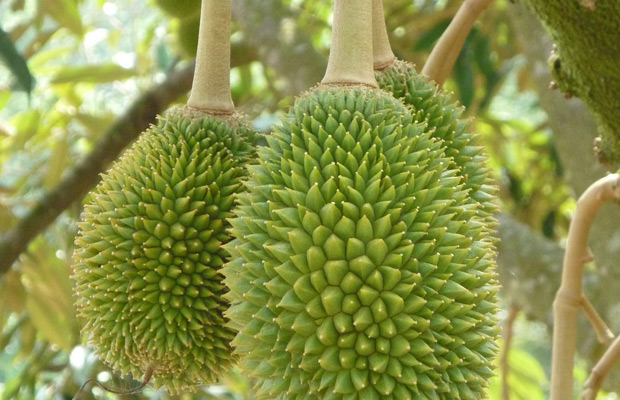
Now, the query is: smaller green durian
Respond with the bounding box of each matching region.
[72,0,256,393]
[73,108,255,392]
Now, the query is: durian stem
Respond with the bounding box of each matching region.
[551,174,620,400]
[372,0,396,71]
[322,0,378,88]
[72,366,154,400]
[421,0,495,86]
[187,0,235,114]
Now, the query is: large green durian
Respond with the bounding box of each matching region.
[72,107,256,392]
[224,86,500,400]
[375,60,498,238]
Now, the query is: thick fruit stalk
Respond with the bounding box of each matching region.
[71,0,256,393]
[224,1,499,399]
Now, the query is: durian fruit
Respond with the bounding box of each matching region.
[372,0,498,238]
[72,0,256,393]
[223,1,500,399]
[154,0,200,19]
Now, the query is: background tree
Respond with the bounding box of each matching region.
[0,0,618,398]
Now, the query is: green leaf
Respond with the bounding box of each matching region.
[473,33,504,110]
[73,112,115,139]
[0,89,11,110]
[1,374,23,400]
[28,46,73,69]
[0,270,26,313]
[25,296,74,351]
[10,109,40,150]
[50,64,137,84]
[39,0,83,35]
[489,345,547,400]
[43,131,69,189]
[454,38,475,109]
[414,19,451,51]
[0,26,34,94]
[21,240,78,352]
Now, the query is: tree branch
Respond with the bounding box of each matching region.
[551,174,620,400]
[583,334,620,400]
[0,63,195,275]
[421,0,496,86]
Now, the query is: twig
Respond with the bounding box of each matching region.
[580,295,615,345]
[501,304,520,400]
[583,336,620,400]
[421,0,496,86]
[551,174,620,400]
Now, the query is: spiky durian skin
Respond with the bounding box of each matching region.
[72,107,256,393]
[224,87,500,400]
[375,60,498,238]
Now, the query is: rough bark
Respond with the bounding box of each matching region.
[517,0,620,166]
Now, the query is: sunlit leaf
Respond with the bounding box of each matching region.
[0,270,26,313]
[74,112,115,139]
[1,374,23,400]
[10,109,40,150]
[0,90,11,110]
[28,46,74,69]
[489,345,547,400]
[21,241,78,352]
[25,296,74,351]
[44,132,69,189]
[40,0,83,35]
[18,320,36,359]
[0,26,34,94]
[50,64,137,84]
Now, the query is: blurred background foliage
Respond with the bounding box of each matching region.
[0,0,618,398]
